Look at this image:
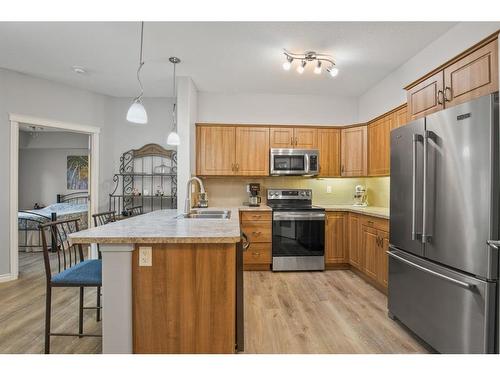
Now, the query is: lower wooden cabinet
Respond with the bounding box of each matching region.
[325,212,348,266]
[348,214,362,269]
[361,225,379,280]
[240,210,272,270]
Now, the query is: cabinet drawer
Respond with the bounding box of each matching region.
[360,216,389,232]
[240,211,272,222]
[243,243,272,264]
[241,222,272,243]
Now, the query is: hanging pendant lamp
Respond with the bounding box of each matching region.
[126,22,148,124]
[167,57,181,145]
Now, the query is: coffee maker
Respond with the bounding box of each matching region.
[247,183,262,207]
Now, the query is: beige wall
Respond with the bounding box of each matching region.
[202,176,390,208]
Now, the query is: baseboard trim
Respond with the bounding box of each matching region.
[0,273,18,283]
[325,263,351,270]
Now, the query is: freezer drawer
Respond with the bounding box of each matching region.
[388,248,497,353]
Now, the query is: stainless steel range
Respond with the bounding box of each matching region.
[267,188,325,271]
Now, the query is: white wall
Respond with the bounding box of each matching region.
[19,148,89,209]
[358,22,500,122]
[19,131,89,149]
[197,92,358,125]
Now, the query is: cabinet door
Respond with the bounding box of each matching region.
[325,213,347,264]
[444,39,498,108]
[294,127,318,149]
[235,127,270,176]
[368,117,391,176]
[270,127,294,148]
[361,225,379,281]
[377,229,389,288]
[318,128,340,177]
[197,126,236,175]
[392,105,408,130]
[407,71,444,121]
[341,125,367,177]
[348,214,362,270]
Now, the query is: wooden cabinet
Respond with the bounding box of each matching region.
[318,128,340,177]
[325,212,348,265]
[197,125,269,176]
[197,126,236,175]
[348,213,362,270]
[361,225,379,281]
[378,230,389,288]
[368,116,392,176]
[270,127,294,148]
[235,127,269,176]
[240,210,272,270]
[406,36,498,121]
[341,125,367,177]
[443,39,498,108]
[270,127,317,149]
[407,71,444,121]
[392,105,408,130]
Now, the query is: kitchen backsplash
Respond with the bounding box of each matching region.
[202,176,390,207]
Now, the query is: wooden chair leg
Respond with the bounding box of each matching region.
[79,287,84,337]
[96,286,101,322]
[44,286,52,354]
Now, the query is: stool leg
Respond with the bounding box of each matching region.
[79,287,84,337]
[44,286,52,354]
[96,286,101,322]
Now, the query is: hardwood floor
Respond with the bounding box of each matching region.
[0,253,427,354]
[244,270,429,354]
[0,252,102,354]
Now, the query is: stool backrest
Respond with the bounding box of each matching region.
[127,205,143,216]
[40,218,84,283]
[92,210,116,227]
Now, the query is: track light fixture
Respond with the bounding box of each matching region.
[282,49,338,78]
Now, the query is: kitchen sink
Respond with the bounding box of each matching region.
[176,209,231,219]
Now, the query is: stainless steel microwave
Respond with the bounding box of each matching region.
[270,148,320,176]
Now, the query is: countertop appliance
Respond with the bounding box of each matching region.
[267,188,325,271]
[246,183,262,207]
[353,184,367,206]
[388,93,499,354]
[270,148,319,176]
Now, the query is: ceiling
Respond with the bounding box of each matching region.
[0,22,456,98]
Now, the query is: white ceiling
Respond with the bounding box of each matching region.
[0,22,456,98]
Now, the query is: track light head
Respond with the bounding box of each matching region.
[314,61,322,74]
[282,55,293,71]
[327,66,339,77]
[297,60,306,74]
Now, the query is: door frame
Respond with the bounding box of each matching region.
[6,113,101,282]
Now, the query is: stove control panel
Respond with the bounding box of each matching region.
[267,189,312,200]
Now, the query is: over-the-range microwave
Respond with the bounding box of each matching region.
[270,148,320,176]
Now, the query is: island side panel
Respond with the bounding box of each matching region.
[132,243,236,353]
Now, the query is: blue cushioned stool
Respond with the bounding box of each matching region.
[40,218,102,354]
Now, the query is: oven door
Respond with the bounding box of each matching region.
[270,149,307,175]
[272,210,325,270]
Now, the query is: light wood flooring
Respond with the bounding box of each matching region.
[0,253,428,354]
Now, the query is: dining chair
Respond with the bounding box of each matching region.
[40,218,102,354]
[127,205,144,216]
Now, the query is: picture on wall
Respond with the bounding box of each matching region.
[67,155,89,190]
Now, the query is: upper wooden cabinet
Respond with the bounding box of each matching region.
[270,127,317,149]
[197,125,269,176]
[392,105,408,130]
[318,128,340,177]
[406,36,499,121]
[235,127,270,176]
[197,126,236,176]
[325,212,348,265]
[443,39,498,108]
[368,115,392,176]
[341,125,367,177]
[407,71,444,121]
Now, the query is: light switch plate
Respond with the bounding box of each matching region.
[139,246,152,267]
[326,185,332,193]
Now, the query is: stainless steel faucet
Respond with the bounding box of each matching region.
[184,177,206,214]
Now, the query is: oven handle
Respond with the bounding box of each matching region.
[273,212,325,221]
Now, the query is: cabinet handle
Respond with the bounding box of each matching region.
[252,215,262,219]
[341,165,344,173]
[291,137,294,146]
[295,137,298,146]
[367,220,374,225]
[252,252,261,256]
[444,86,452,102]
[236,163,239,171]
[252,231,262,235]
[437,90,444,105]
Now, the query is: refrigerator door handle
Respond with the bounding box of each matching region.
[387,249,475,289]
[486,240,500,250]
[421,130,435,244]
[412,134,423,241]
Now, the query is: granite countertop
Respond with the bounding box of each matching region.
[69,208,241,245]
[316,204,389,219]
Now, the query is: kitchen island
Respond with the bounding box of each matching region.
[69,209,242,354]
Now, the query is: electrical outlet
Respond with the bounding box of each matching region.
[326,185,332,194]
[139,246,152,267]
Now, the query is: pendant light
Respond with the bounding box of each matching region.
[126,22,148,124]
[167,57,181,146]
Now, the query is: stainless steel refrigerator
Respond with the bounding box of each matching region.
[388,92,499,354]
